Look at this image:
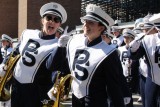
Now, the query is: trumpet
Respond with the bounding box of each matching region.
[43,71,72,107]
[0,51,20,101]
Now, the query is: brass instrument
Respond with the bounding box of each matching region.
[126,58,132,83]
[0,52,20,101]
[126,58,133,92]
[43,71,72,107]
[128,58,131,76]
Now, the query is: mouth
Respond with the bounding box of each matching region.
[48,26,54,30]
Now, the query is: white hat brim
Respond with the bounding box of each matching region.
[1,38,12,43]
[80,16,99,23]
[123,33,135,38]
[43,11,61,18]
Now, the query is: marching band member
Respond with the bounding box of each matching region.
[102,29,134,107]
[111,25,125,47]
[134,16,155,104]
[0,34,13,107]
[0,34,13,63]
[117,28,138,107]
[47,4,126,107]
[0,2,67,107]
[129,14,160,107]
[118,28,139,94]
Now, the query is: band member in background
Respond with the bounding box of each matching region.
[129,14,160,107]
[118,28,139,94]
[0,2,67,107]
[0,34,13,107]
[102,29,134,107]
[111,26,125,47]
[134,15,156,104]
[47,4,127,107]
[0,34,13,63]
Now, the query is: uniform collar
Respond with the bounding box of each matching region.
[116,34,122,38]
[39,31,55,40]
[87,36,102,47]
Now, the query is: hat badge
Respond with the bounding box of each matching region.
[88,7,94,11]
[52,4,58,9]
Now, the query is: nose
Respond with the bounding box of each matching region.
[48,19,56,24]
[83,22,89,27]
[49,20,54,23]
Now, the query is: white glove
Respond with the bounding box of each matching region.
[129,39,140,52]
[0,63,6,77]
[124,97,131,105]
[47,87,56,101]
[58,26,72,47]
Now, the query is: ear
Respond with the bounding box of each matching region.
[99,26,105,32]
[41,18,44,24]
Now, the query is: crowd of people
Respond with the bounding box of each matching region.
[0,1,159,107]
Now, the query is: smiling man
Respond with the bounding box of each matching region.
[67,4,125,107]
[47,3,126,107]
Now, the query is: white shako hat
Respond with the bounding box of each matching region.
[140,22,154,30]
[111,26,122,32]
[149,13,160,29]
[40,2,67,24]
[140,14,154,30]
[1,34,13,43]
[134,18,143,29]
[122,28,136,38]
[80,4,114,29]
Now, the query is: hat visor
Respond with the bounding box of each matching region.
[80,16,99,23]
[107,33,114,39]
[43,11,61,18]
[141,26,152,30]
[1,38,7,41]
[111,30,119,32]
[123,33,130,37]
[0,39,11,43]
[133,30,142,34]
[123,33,134,38]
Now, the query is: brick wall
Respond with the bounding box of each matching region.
[0,0,18,39]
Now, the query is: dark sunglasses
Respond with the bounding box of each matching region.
[44,15,61,23]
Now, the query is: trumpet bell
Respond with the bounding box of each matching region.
[0,88,11,101]
[0,54,20,101]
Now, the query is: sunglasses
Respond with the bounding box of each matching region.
[44,15,61,23]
